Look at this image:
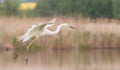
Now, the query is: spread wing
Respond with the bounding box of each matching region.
[17,24,37,42]
[17,23,46,42]
[17,18,56,42]
[47,18,56,25]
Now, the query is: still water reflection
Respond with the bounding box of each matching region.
[0,49,120,70]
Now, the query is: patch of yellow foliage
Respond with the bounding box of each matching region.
[19,2,36,10]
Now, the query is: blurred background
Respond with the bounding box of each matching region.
[0,0,120,70]
[0,0,120,19]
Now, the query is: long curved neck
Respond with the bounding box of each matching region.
[46,24,67,35]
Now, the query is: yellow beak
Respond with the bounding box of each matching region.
[69,26,76,29]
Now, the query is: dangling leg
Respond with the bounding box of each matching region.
[25,36,39,64]
[13,43,26,61]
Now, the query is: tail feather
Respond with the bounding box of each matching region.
[17,36,24,41]
[22,36,31,42]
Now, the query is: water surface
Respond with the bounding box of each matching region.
[0,49,120,70]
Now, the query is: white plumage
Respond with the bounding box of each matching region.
[17,18,56,42]
[17,18,75,43]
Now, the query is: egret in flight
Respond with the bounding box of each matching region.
[17,18,75,50]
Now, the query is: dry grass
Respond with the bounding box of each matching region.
[0,16,120,49]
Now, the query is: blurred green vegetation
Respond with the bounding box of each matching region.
[0,0,20,16]
[0,0,120,19]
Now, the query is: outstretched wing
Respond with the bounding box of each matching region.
[17,18,56,42]
[17,23,47,42]
[47,18,56,25]
[17,24,37,42]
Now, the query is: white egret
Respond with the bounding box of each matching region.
[17,18,75,50]
[16,18,76,64]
